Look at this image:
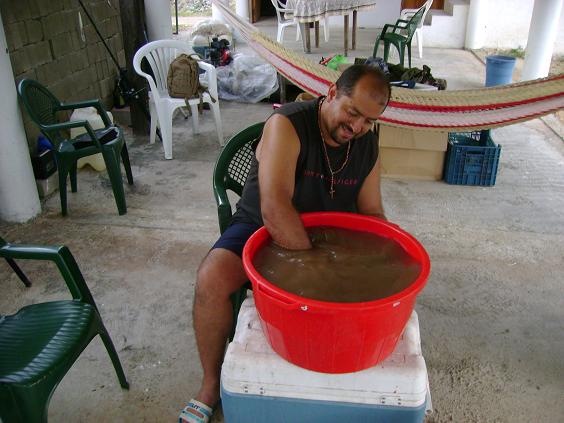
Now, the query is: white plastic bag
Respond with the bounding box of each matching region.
[216,54,279,103]
[190,19,233,46]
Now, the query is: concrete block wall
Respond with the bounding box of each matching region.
[0,0,126,149]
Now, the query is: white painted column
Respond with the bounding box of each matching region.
[144,0,173,41]
[212,0,230,22]
[235,0,250,22]
[521,0,563,80]
[0,11,41,222]
[465,0,486,49]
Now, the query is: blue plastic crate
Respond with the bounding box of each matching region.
[444,130,501,186]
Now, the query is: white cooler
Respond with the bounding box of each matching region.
[221,297,432,423]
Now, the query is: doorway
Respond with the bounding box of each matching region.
[251,0,277,23]
[401,0,444,10]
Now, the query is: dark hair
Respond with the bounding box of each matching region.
[335,64,391,104]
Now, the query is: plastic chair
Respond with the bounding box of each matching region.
[3,257,31,287]
[0,236,129,423]
[400,0,433,59]
[133,39,224,160]
[17,79,133,216]
[271,0,329,44]
[212,122,265,339]
[372,4,426,68]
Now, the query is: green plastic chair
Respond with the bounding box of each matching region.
[1,233,31,287]
[0,236,129,423]
[17,79,134,216]
[212,122,265,338]
[3,257,31,287]
[372,4,426,68]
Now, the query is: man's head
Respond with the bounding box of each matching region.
[322,65,391,145]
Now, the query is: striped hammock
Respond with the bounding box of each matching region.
[212,0,563,132]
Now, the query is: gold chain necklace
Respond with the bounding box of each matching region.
[318,97,351,199]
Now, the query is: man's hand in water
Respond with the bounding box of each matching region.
[269,243,333,264]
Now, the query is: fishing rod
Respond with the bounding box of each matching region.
[77,0,162,141]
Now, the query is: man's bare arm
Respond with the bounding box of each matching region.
[257,115,312,250]
[356,156,387,220]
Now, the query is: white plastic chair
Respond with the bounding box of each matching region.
[400,0,433,59]
[133,39,224,160]
[272,0,329,44]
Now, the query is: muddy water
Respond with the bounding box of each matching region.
[253,226,421,303]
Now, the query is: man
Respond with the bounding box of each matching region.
[180,65,390,423]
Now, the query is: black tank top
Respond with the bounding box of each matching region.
[232,97,379,226]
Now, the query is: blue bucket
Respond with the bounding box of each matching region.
[485,55,516,87]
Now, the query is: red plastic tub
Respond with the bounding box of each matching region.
[242,212,431,373]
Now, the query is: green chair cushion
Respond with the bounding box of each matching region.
[0,301,95,385]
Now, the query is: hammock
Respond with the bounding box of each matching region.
[212,0,564,132]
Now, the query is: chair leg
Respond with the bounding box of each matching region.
[57,162,70,216]
[383,41,391,64]
[210,101,224,146]
[120,142,134,185]
[5,258,31,287]
[416,29,423,58]
[277,24,283,43]
[395,42,405,67]
[372,37,381,58]
[295,23,300,41]
[156,107,173,160]
[149,98,158,144]
[98,329,130,389]
[102,149,127,215]
[70,161,78,193]
[323,18,330,42]
[189,103,199,135]
[407,42,412,68]
[0,389,50,423]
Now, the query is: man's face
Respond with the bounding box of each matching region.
[324,76,388,145]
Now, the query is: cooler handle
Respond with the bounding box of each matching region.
[256,283,300,310]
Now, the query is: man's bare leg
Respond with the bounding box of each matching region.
[192,248,248,407]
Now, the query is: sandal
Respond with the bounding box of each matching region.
[179,399,213,423]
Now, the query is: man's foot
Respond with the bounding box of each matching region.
[194,379,220,411]
[179,399,213,423]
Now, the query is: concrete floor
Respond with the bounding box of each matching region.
[1,18,564,423]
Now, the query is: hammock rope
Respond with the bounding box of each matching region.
[212,0,564,132]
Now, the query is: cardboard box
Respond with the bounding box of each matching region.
[36,171,58,198]
[379,126,448,180]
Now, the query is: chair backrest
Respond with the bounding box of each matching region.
[421,0,434,26]
[17,79,64,144]
[213,122,265,233]
[270,0,293,23]
[405,5,427,40]
[133,39,195,97]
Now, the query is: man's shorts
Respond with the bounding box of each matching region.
[211,221,262,258]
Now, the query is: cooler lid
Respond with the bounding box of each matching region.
[221,296,428,408]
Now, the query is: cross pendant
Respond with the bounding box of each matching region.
[329,187,335,199]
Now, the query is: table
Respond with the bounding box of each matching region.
[289,0,378,56]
